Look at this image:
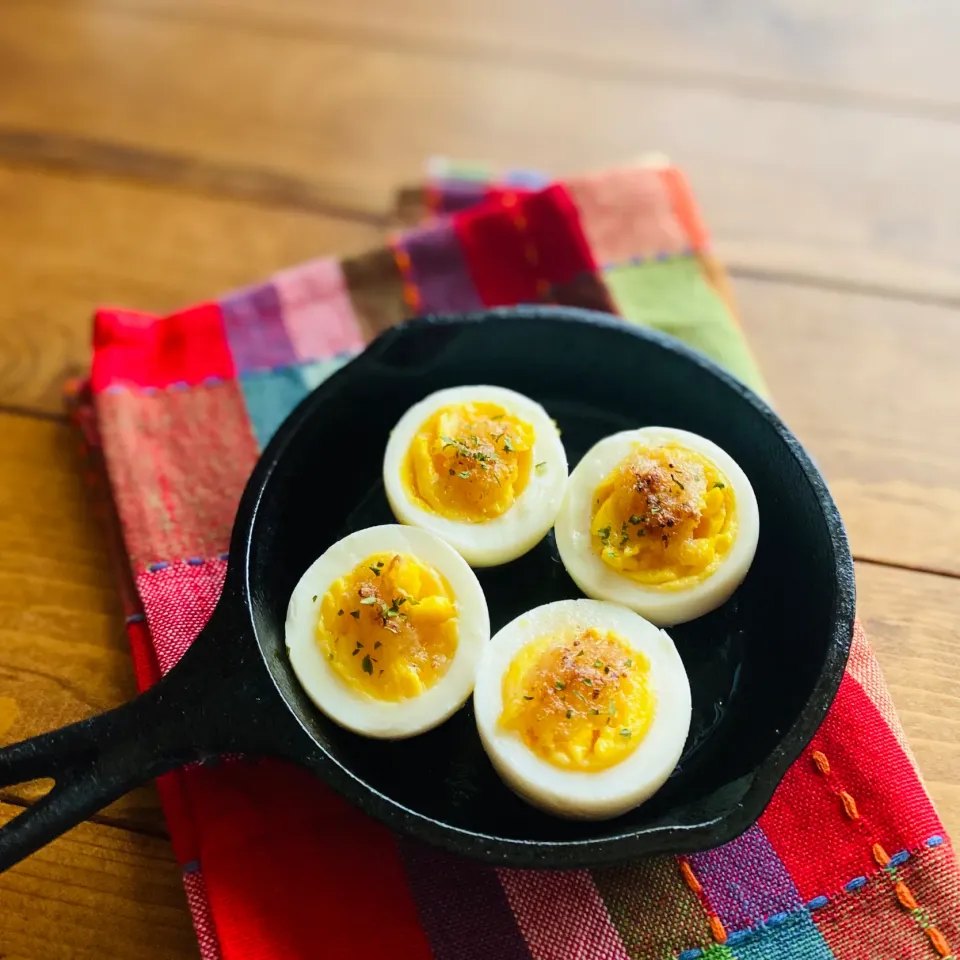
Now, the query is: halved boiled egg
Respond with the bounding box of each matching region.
[382,385,567,567]
[285,524,490,738]
[474,599,691,819]
[555,427,759,626]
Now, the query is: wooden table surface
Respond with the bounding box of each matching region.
[2,0,960,955]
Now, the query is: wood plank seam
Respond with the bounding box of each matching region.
[0,127,390,227]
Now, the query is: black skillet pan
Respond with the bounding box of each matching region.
[0,307,855,872]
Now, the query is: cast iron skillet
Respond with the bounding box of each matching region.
[0,307,855,872]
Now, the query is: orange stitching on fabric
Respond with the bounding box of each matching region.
[896,882,919,911]
[679,859,701,894]
[928,926,952,957]
[812,750,953,957]
[872,843,891,867]
[839,791,860,820]
[502,191,551,302]
[678,858,727,945]
[708,916,728,943]
[390,244,423,314]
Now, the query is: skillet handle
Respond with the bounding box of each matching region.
[0,687,186,871]
[0,600,292,873]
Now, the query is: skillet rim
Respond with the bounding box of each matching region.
[236,306,856,867]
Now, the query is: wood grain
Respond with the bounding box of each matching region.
[738,276,960,577]
[6,4,960,296]
[0,412,163,832]
[29,0,960,113]
[0,1,958,950]
[0,165,380,414]
[0,802,196,960]
[857,563,960,840]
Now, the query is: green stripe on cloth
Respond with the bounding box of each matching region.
[603,257,766,396]
[592,857,713,959]
[702,947,737,960]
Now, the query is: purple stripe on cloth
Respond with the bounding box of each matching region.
[398,839,531,960]
[398,220,484,313]
[272,257,365,360]
[434,179,489,214]
[219,282,297,372]
[689,824,802,931]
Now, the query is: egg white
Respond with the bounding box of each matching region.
[473,599,691,819]
[555,427,759,627]
[382,385,568,568]
[285,524,490,739]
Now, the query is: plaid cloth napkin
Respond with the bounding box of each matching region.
[66,158,960,960]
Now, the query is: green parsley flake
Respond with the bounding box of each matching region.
[361,655,373,675]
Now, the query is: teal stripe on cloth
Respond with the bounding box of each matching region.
[240,356,356,447]
[299,355,353,391]
[239,368,310,448]
[727,912,835,960]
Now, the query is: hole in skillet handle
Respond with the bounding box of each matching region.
[0,598,312,874]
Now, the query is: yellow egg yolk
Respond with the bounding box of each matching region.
[317,552,458,701]
[401,401,535,522]
[591,443,736,589]
[499,628,655,771]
